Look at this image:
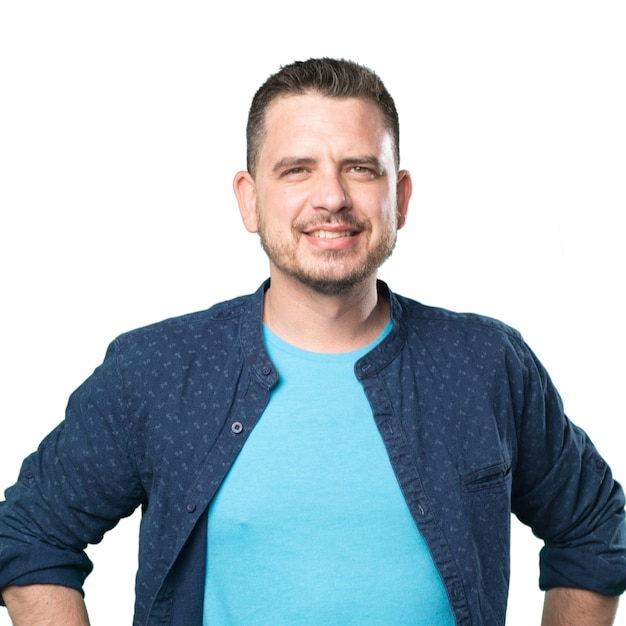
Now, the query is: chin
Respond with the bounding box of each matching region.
[290,267,376,296]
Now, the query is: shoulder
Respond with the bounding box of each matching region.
[123,293,250,336]
[106,290,259,362]
[387,288,534,374]
[393,290,523,343]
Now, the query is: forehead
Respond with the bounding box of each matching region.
[260,93,391,158]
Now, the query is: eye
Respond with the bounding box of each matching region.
[348,165,379,179]
[281,167,308,178]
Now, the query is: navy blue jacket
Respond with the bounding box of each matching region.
[1,281,625,624]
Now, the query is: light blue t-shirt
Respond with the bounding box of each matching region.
[203,323,454,625]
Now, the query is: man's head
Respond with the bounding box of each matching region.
[246,58,400,178]
[234,59,411,297]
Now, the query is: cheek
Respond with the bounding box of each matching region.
[367,194,398,227]
[264,187,309,218]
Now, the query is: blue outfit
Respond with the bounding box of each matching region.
[1,280,625,625]
[203,323,454,624]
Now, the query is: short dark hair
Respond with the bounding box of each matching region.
[246,58,400,177]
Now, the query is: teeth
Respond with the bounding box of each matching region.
[308,230,354,239]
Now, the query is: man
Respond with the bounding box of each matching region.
[0,58,624,625]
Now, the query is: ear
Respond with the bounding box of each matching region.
[395,169,412,230]
[233,170,259,233]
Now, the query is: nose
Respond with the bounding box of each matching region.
[310,171,351,213]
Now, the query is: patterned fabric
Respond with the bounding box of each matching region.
[1,280,625,625]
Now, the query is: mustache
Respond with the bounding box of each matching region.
[293,215,370,231]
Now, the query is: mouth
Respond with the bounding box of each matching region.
[306,229,358,239]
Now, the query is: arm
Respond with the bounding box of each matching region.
[0,342,144,606]
[2,584,90,626]
[510,343,626,599]
[541,587,619,626]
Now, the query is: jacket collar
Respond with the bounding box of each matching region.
[240,279,407,384]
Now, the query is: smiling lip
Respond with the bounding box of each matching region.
[307,229,357,239]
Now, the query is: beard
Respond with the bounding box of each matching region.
[257,212,398,296]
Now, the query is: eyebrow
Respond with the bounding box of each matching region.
[342,156,386,174]
[272,157,316,174]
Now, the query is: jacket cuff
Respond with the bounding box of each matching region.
[539,543,626,596]
[0,543,92,607]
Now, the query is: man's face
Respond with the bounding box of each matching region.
[235,93,411,295]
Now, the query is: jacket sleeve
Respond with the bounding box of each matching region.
[0,340,145,602]
[510,342,626,596]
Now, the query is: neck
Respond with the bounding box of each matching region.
[262,273,389,353]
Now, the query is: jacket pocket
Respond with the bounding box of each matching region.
[461,460,511,493]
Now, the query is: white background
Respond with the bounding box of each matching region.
[1,2,624,624]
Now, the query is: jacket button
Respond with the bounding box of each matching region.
[231,421,244,434]
[186,503,196,513]
[261,365,272,376]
